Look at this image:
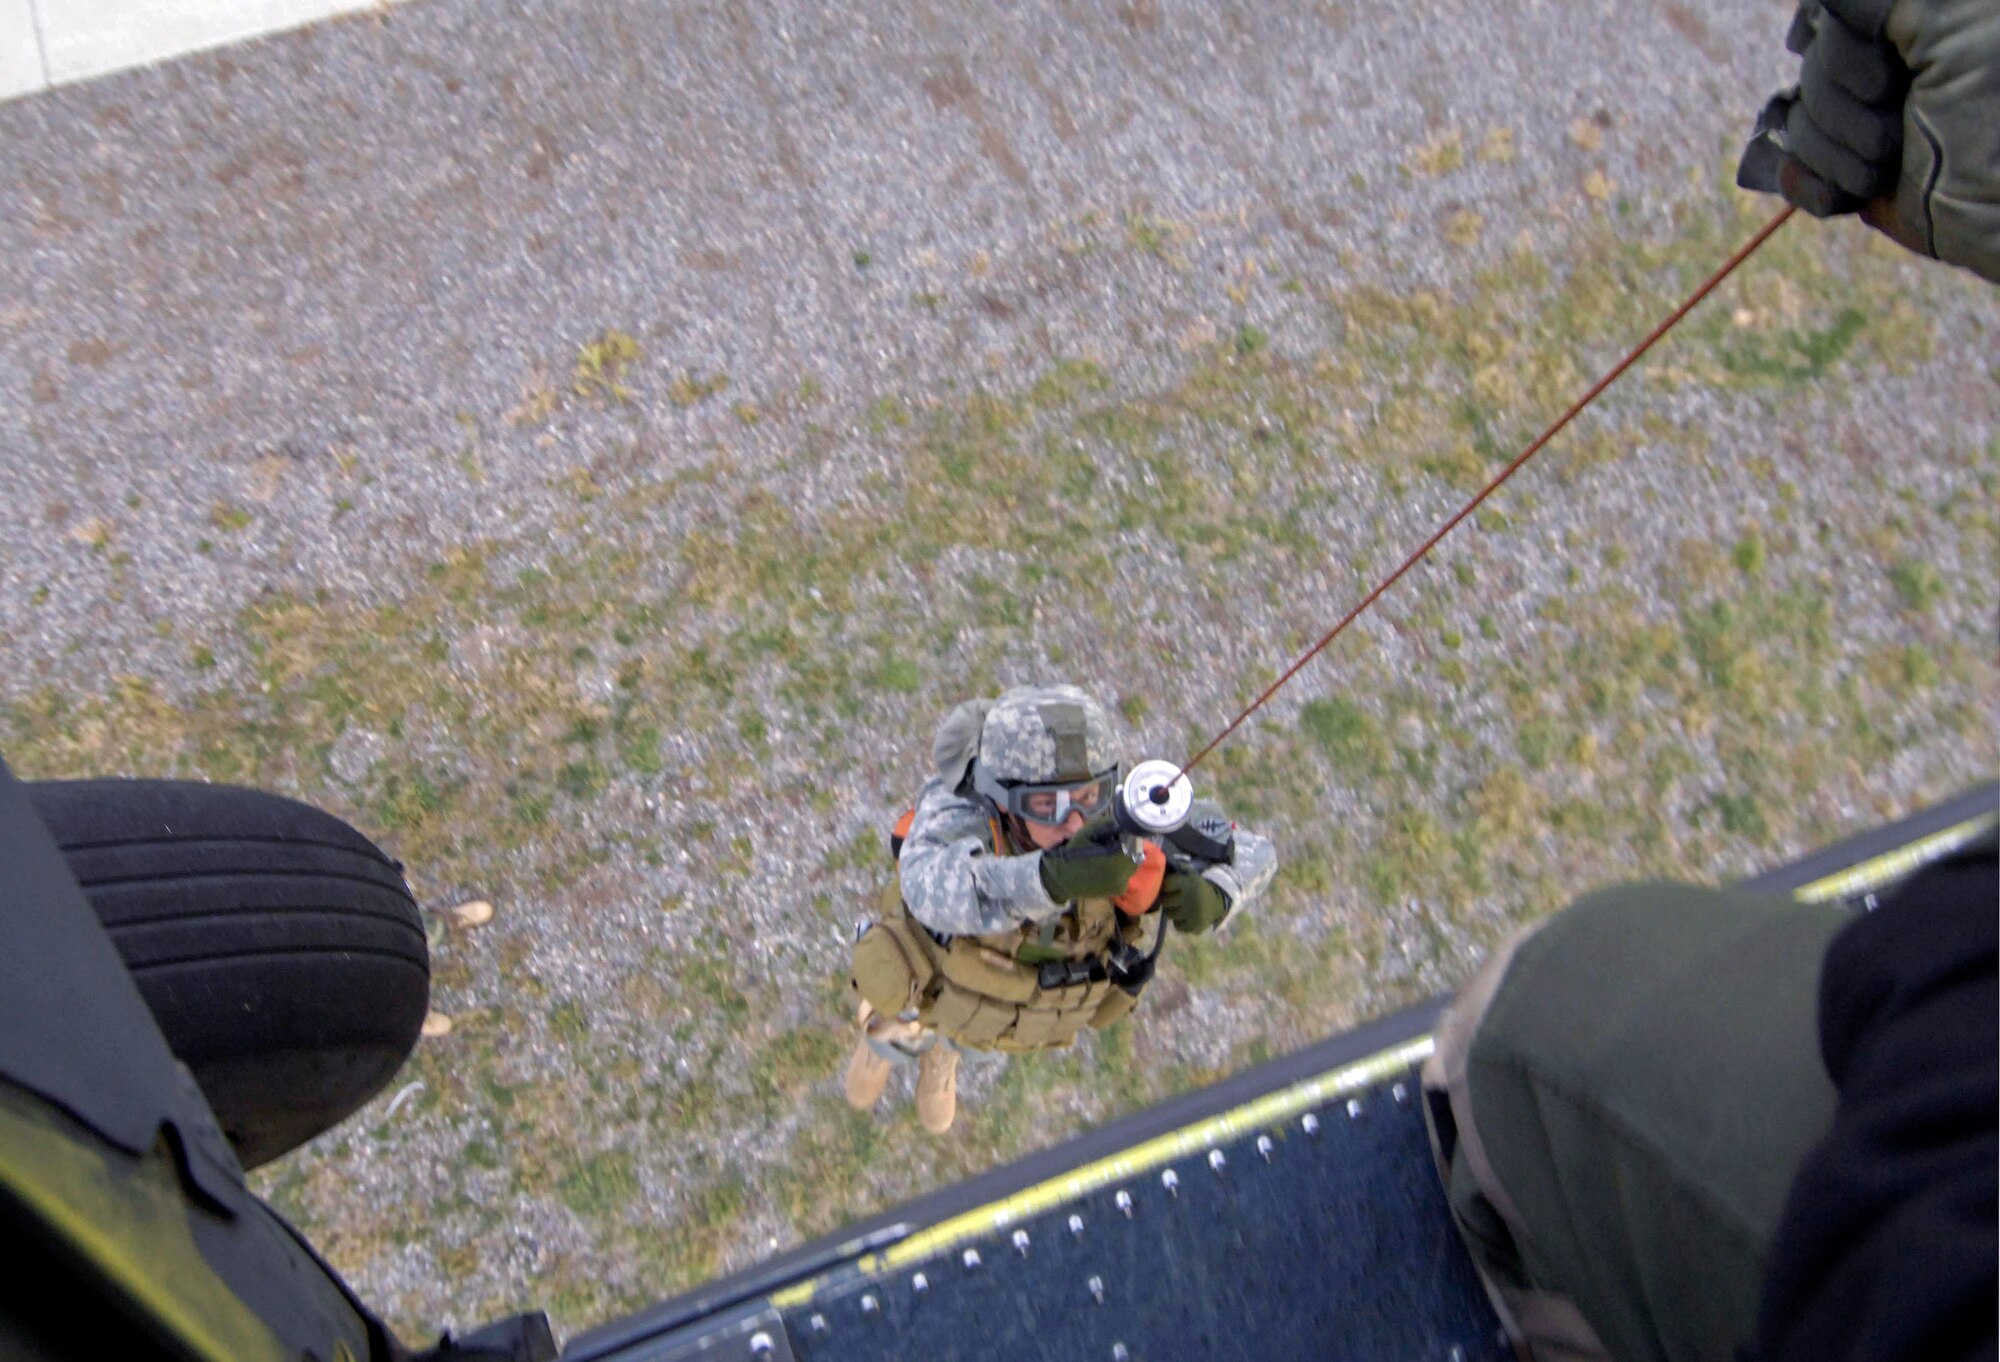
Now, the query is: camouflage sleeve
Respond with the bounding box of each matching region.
[1205,826,1278,911]
[1185,799,1279,913]
[898,778,1066,937]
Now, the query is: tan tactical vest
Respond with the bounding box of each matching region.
[849,819,1157,1052]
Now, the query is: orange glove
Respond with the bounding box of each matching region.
[1113,840,1167,916]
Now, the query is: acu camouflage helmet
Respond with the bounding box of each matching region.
[971,684,1124,825]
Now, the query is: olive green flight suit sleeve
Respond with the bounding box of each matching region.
[1887,0,2000,282]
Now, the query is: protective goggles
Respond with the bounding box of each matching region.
[996,769,1119,828]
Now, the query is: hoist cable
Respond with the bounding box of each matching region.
[1173,204,1797,784]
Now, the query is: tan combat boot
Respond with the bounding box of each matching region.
[916,1043,959,1133]
[844,1003,893,1111]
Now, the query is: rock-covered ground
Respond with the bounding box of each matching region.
[2,0,1994,1343]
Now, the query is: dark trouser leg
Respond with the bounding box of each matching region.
[1423,884,1845,1362]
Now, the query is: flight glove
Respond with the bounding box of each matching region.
[1037,810,1138,903]
[1738,0,1999,283]
[1739,0,1909,215]
[1158,869,1232,935]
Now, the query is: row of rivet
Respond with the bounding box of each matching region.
[813,1080,1422,1353]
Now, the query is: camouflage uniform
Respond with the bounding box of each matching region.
[896,774,1070,937]
[901,683,1276,939]
[845,685,1278,1131]
[899,776,1278,939]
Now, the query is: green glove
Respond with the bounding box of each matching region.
[1157,869,1232,934]
[1737,0,1908,216]
[1037,810,1137,903]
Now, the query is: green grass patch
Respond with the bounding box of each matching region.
[1717,308,1866,384]
[558,1149,638,1218]
[874,656,922,693]
[1299,697,1387,779]
[1732,531,1766,576]
[1888,558,1944,611]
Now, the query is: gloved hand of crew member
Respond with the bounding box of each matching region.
[1037,810,1138,903]
[1738,0,1908,217]
[1157,869,1232,934]
[1736,0,1999,284]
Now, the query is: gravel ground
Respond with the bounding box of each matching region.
[2,0,1995,1345]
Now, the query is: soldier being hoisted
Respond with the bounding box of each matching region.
[843,683,1278,1133]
